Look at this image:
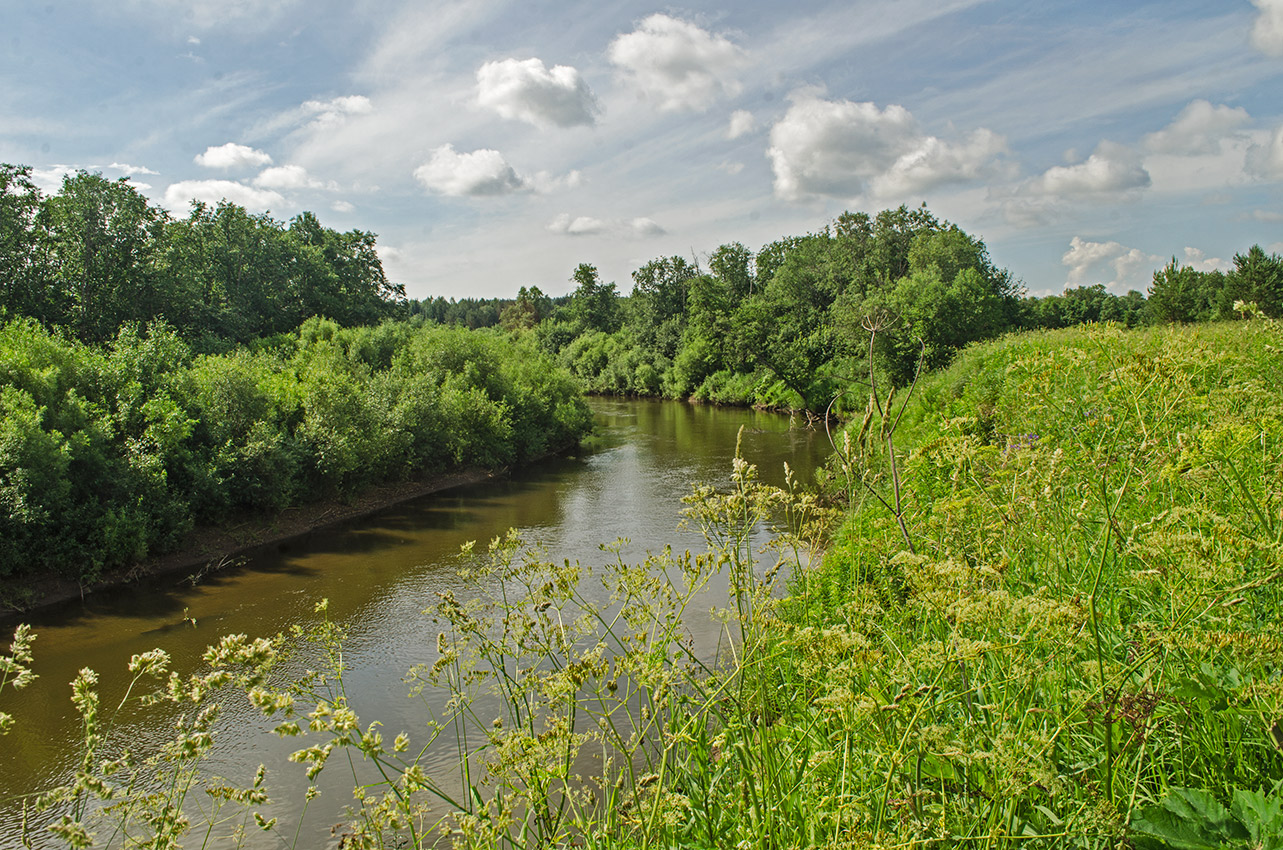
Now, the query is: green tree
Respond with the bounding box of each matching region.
[1148,258,1217,323]
[501,285,551,331]
[1221,245,1283,317]
[629,256,696,360]
[38,171,167,342]
[0,165,50,323]
[708,242,755,302]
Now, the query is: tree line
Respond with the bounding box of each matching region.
[456,206,1277,415]
[0,164,404,349]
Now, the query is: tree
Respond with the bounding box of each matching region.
[708,242,754,302]
[569,264,621,333]
[1221,245,1283,318]
[288,211,403,326]
[630,256,696,360]
[38,171,167,342]
[1148,258,1217,323]
[501,286,550,330]
[0,164,49,323]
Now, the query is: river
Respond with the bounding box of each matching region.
[0,399,831,848]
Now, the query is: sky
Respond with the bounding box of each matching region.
[3,0,1282,300]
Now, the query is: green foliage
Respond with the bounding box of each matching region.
[1148,258,1219,323]
[0,317,591,583]
[0,163,404,349]
[1221,245,1283,319]
[1131,787,1283,850]
[793,319,1283,845]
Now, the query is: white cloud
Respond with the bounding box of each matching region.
[608,14,746,112]
[870,128,1008,198]
[630,217,665,237]
[252,164,332,190]
[1181,246,1230,272]
[194,142,273,170]
[331,200,355,213]
[547,214,607,236]
[547,213,665,238]
[717,160,745,175]
[1246,124,1283,180]
[1061,236,1162,292]
[1143,100,1251,155]
[1251,0,1283,56]
[766,93,1007,201]
[1248,208,1283,221]
[1031,141,1151,198]
[163,179,285,212]
[528,169,584,193]
[301,95,373,129]
[29,165,77,194]
[413,144,527,196]
[108,162,159,176]
[476,58,599,128]
[727,109,755,139]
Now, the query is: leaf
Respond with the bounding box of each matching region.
[1130,788,1249,849]
[1231,788,1283,850]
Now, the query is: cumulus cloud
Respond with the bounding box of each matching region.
[547,214,606,236]
[1246,124,1283,180]
[547,213,665,238]
[194,142,273,170]
[1031,141,1150,198]
[108,162,159,176]
[163,179,284,212]
[1251,0,1283,56]
[29,165,77,194]
[477,58,599,128]
[414,144,528,196]
[727,109,755,139]
[331,200,355,213]
[301,95,373,129]
[252,164,333,190]
[1143,100,1251,155]
[1181,246,1230,272]
[608,14,746,112]
[1061,236,1162,292]
[766,93,1007,201]
[871,129,1008,198]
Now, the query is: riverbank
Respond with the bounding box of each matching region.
[0,464,504,620]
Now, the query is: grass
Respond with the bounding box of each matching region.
[3,319,1282,848]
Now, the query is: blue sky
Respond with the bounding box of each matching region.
[3,0,1282,299]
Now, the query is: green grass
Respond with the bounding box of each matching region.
[768,320,1283,846]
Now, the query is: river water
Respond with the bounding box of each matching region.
[0,399,831,848]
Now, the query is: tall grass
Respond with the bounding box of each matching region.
[3,319,1281,848]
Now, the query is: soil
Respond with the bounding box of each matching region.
[0,466,499,622]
